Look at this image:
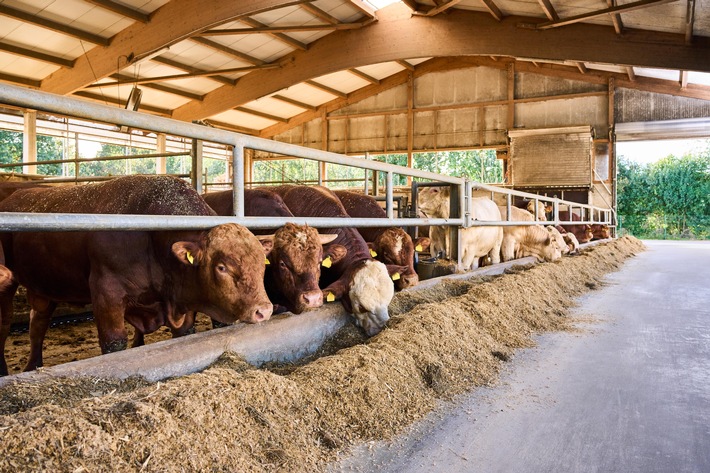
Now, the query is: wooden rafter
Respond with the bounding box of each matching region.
[110,73,204,101]
[529,0,678,30]
[576,62,588,74]
[397,60,415,71]
[0,41,75,68]
[272,94,318,111]
[348,68,380,85]
[537,0,559,21]
[239,17,308,51]
[202,119,260,136]
[190,37,266,65]
[198,23,368,35]
[85,64,281,87]
[685,0,696,44]
[607,0,624,34]
[626,66,636,81]
[0,4,110,46]
[234,106,289,123]
[479,0,504,21]
[151,57,236,87]
[85,0,150,23]
[305,80,348,98]
[347,0,377,18]
[300,3,340,24]
[415,0,462,16]
[40,0,312,95]
[0,72,41,88]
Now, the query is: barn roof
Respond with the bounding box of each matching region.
[0,0,708,137]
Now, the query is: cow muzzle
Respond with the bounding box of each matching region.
[245,303,273,323]
[300,290,323,309]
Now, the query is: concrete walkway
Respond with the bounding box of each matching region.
[332,240,710,473]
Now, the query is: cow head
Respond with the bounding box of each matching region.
[266,223,344,314]
[562,232,579,253]
[418,186,450,219]
[172,223,273,325]
[592,224,611,240]
[369,228,424,290]
[324,259,395,337]
[547,226,570,255]
[526,201,549,221]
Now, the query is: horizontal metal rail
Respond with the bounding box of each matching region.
[0,151,189,169]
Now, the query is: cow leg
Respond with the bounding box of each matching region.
[489,230,503,265]
[0,282,19,376]
[89,276,128,354]
[25,294,57,372]
[131,330,146,348]
[500,235,516,262]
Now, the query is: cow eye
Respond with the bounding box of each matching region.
[279,260,288,269]
[216,264,228,273]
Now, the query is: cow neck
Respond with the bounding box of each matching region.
[330,227,371,271]
[152,229,205,312]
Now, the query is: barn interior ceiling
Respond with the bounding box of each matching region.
[0,0,708,138]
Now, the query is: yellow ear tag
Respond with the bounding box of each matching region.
[264,257,270,265]
[326,292,335,302]
[322,256,332,268]
[369,249,377,257]
[186,251,194,265]
[415,244,423,252]
[392,272,401,281]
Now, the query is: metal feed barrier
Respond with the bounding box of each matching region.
[0,83,613,267]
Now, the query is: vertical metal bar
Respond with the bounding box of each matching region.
[553,199,559,223]
[363,169,369,195]
[449,184,461,268]
[386,171,394,219]
[317,162,323,186]
[232,141,245,218]
[74,132,79,181]
[372,171,379,196]
[23,110,37,175]
[506,194,512,221]
[533,197,540,219]
[465,181,473,228]
[191,139,203,194]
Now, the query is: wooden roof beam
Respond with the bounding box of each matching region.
[0,4,110,46]
[72,90,172,115]
[109,73,205,101]
[528,0,678,30]
[300,3,340,24]
[151,57,236,86]
[347,0,377,18]
[86,64,280,87]
[305,80,348,98]
[85,0,151,23]
[685,0,696,44]
[0,72,41,88]
[234,106,289,123]
[239,17,308,51]
[198,23,369,35]
[576,62,588,74]
[0,41,75,68]
[202,119,261,136]
[415,0,462,17]
[607,0,624,34]
[479,0,504,21]
[537,0,560,21]
[626,66,636,81]
[348,68,381,85]
[272,94,318,111]
[397,60,415,71]
[190,37,266,65]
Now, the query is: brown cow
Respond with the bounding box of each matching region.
[333,190,429,290]
[558,210,594,244]
[202,189,344,314]
[0,175,273,375]
[591,224,611,240]
[554,225,581,254]
[265,185,406,336]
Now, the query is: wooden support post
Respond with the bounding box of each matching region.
[23,110,37,175]
[156,133,167,174]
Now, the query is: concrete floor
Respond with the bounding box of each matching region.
[332,240,710,473]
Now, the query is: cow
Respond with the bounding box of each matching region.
[554,226,580,254]
[417,187,451,259]
[546,226,570,255]
[333,190,429,290]
[418,187,503,271]
[499,206,562,263]
[558,210,594,244]
[591,223,611,240]
[264,185,406,337]
[0,175,273,375]
[202,189,344,314]
[525,200,551,221]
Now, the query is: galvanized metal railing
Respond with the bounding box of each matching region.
[0,83,614,267]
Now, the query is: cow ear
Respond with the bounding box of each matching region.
[322,280,347,303]
[413,237,431,252]
[172,241,203,266]
[323,244,347,265]
[255,235,275,255]
[385,264,409,280]
[318,233,338,245]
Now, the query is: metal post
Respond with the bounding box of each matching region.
[23,110,37,175]
[449,184,462,268]
[363,169,369,195]
[317,162,323,186]
[232,141,245,217]
[385,171,394,219]
[156,133,167,174]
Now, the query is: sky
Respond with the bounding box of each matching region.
[616,138,709,164]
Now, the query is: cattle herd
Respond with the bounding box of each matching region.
[0,175,611,376]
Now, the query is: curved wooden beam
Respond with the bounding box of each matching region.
[40,0,313,95]
[172,8,710,121]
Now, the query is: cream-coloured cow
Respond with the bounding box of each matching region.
[418,187,503,271]
[526,200,551,222]
[547,226,570,255]
[499,206,562,263]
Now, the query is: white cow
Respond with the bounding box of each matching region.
[499,206,562,263]
[547,225,570,255]
[418,187,503,271]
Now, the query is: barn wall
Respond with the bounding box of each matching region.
[615,88,710,123]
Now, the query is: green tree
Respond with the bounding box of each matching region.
[0,130,64,176]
